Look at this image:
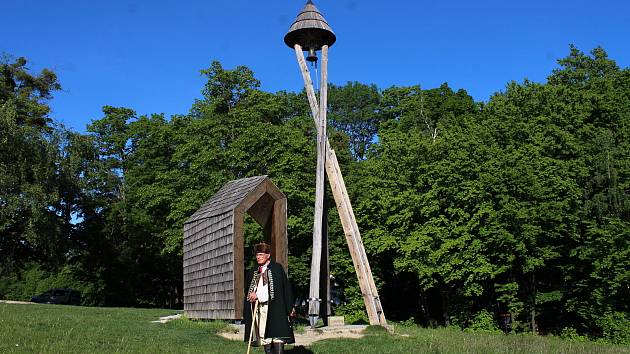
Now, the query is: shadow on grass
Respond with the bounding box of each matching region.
[286,345,314,354]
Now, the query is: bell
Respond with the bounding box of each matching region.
[284,0,336,52]
[306,47,318,62]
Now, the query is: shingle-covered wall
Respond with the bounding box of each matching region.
[183,211,235,319]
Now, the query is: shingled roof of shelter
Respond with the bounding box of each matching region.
[185,175,268,224]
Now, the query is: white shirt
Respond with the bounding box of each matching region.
[256,262,270,302]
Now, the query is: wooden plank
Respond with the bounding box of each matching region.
[335,157,386,324]
[324,149,376,323]
[325,149,386,325]
[272,197,288,271]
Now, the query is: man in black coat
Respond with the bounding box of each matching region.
[244,242,295,354]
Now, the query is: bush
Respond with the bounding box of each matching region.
[560,327,588,342]
[597,312,630,345]
[464,310,502,334]
[0,263,97,304]
[0,264,52,301]
[335,285,369,324]
[399,316,417,327]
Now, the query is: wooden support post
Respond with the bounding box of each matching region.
[295,43,326,319]
[293,44,386,326]
[318,45,330,323]
[320,184,330,324]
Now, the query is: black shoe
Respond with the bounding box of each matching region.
[272,342,285,354]
[264,344,273,354]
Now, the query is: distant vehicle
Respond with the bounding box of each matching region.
[31,289,81,305]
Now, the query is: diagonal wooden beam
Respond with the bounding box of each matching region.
[325,149,387,325]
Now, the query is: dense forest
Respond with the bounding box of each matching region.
[1,46,628,343]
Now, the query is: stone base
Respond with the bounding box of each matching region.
[328,316,345,327]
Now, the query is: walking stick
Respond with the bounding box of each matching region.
[246,299,259,354]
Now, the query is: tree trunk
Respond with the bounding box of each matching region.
[442,289,450,326]
[530,272,538,334]
[419,291,428,325]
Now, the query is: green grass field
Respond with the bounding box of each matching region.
[1,303,627,354]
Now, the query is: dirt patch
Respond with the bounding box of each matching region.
[219,324,367,346]
[0,300,34,305]
[151,314,182,323]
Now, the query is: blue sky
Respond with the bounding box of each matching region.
[2,0,629,132]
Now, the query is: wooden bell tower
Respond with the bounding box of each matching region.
[284,0,387,327]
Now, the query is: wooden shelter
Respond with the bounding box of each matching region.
[183,175,288,320]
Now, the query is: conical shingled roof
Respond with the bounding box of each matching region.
[284,0,336,50]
